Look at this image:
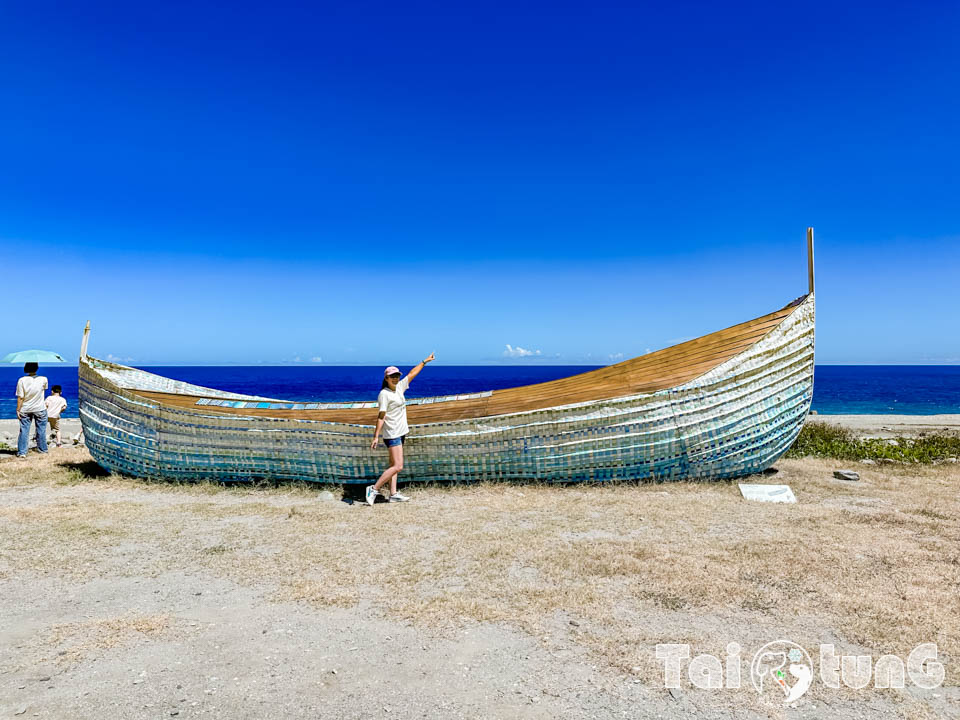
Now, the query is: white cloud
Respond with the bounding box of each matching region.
[503,344,542,358]
[608,352,624,362]
[106,353,134,363]
[292,356,302,363]
[311,356,323,363]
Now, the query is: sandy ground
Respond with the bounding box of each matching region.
[810,414,960,438]
[0,419,83,450]
[1,417,958,719]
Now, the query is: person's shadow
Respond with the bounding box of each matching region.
[340,485,394,505]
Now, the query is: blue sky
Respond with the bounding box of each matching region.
[2,1,958,365]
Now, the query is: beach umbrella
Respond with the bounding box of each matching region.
[1,349,67,363]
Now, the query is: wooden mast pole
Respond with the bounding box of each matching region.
[806,227,815,295]
[80,321,90,361]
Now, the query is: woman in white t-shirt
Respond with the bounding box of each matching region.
[16,362,49,457]
[367,352,435,505]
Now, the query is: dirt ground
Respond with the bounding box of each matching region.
[1,445,958,719]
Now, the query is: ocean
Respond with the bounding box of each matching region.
[2,365,959,419]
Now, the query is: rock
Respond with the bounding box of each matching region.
[569,620,580,627]
[809,410,818,415]
[859,459,876,465]
[316,490,335,501]
[668,687,682,700]
[946,458,958,464]
[15,706,27,716]
[887,439,899,447]
[834,470,860,481]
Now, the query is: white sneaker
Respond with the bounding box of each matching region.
[388,493,410,503]
[365,485,378,506]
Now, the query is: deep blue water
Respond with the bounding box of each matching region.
[2,365,959,419]
[810,366,960,414]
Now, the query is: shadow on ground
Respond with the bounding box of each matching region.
[57,460,110,479]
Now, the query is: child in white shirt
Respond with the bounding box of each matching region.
[45,385,68,448]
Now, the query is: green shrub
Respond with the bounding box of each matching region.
[786,422,960,463]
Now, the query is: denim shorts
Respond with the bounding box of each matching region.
[384,435,406,448]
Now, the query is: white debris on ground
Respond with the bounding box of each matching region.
[738,483,797,503]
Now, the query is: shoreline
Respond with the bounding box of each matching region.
[1,418,84,447]
[808,413,960,436]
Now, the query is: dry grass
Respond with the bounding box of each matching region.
[3,613,173,672]
[45,614,172,664]
[1,447,957,715]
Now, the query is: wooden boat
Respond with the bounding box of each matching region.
[78,231,816,484]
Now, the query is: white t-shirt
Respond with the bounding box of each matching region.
[16,375,48,414]
[377,376,410,439]
[45,394,67,418]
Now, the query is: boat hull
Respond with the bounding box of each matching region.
[78,296,814,484]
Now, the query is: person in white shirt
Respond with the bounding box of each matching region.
[16,362,49,457]
[367,352,435,505]
[45,385,68,448]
